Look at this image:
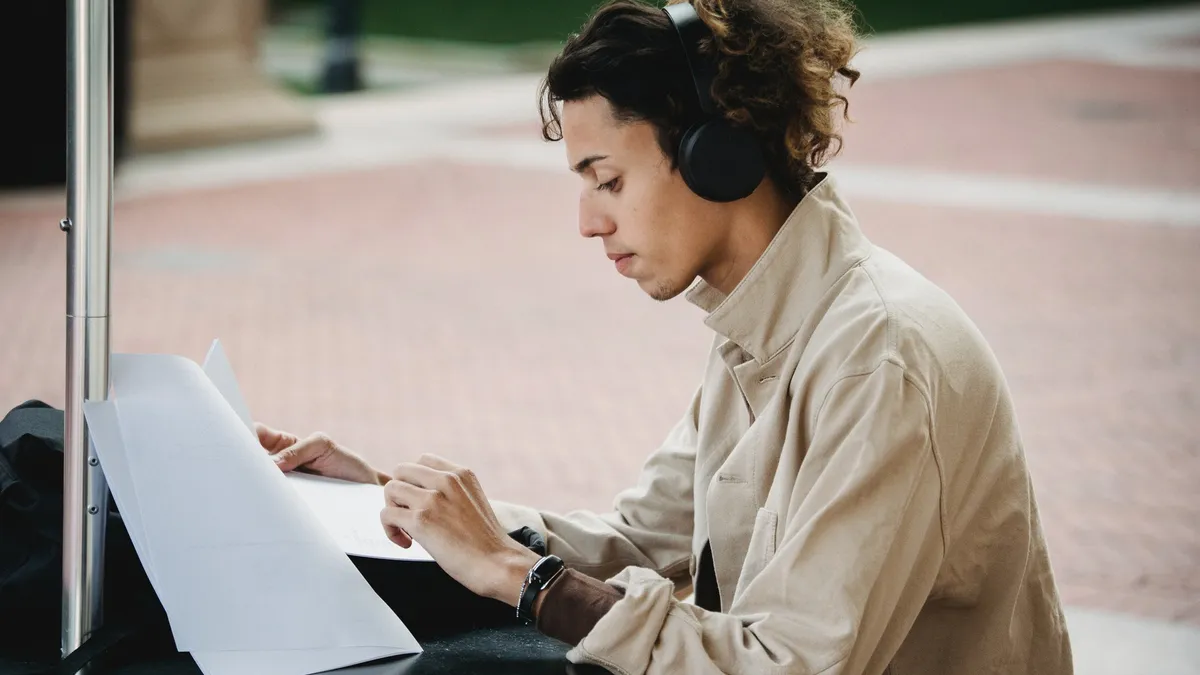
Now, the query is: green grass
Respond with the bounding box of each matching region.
[272,0,1183,44]
[270,0,601,44]
[278,75,321,97]
[359,1,601,44]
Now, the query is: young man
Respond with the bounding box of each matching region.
[257,1,1074,672]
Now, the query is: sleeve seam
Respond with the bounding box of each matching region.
[898,368,948,557]
[811,360,948,558]
[573,645,634,675]
[861,258,896,355]
[814,655,850,674]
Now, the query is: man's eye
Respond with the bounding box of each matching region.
[596,178,620,192]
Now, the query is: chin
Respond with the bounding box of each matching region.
[640,278,685,302]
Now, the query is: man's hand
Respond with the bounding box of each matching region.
[381,454,541,607]
[255,423,390,486]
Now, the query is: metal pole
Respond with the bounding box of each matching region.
[62,0,113,666]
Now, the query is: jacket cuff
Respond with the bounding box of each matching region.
[565,567,679,674]
[536,568,624,646]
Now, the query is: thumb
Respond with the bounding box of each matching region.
[272,435,327,473]
[255,423,296,453]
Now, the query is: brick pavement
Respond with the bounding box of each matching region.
[837,59,1200,190]
[1,51,1198,631]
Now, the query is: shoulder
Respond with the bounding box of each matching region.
[798,245,1009,419]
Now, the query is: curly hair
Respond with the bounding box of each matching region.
[539,0,862,197]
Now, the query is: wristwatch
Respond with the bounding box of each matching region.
[517,554,566,625]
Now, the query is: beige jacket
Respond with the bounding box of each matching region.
[494,174,1073,675]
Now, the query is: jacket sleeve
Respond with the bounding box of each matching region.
[490,386,701,588]
[564,361,946,675]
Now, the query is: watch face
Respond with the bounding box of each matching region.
[533,556,561,578]
[525,556,563,595]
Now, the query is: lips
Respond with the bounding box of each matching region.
[609,253,634,277]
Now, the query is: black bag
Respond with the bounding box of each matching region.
[0,400,534,674]
[0,399,171,674]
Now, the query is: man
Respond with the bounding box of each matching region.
[257,1,1074,673]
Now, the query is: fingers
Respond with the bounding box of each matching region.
[425,453,479,489]
[389,461,449,491]
[255,423,292,453]
[397,454,482,494]
[414,453,461,473]
[380,480,430,549]
[271,433,333,473]
[381,478,439,550]
[380,506,413,548]
[383,477,436,509]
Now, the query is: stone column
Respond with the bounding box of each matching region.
[129,0,317,153]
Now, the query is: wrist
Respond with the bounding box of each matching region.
[490,545,542,608]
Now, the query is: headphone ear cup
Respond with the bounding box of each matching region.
[676,123,709,200]
[676,119,766,203]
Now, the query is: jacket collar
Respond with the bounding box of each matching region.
[685,173,873,363]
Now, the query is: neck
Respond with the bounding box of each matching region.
[701,182,800,296]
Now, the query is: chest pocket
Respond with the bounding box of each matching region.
[733,507,779,597]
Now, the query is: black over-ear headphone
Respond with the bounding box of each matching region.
[663,2,766,202]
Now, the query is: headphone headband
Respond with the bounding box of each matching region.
[661,1,766,202]
[663,2,717,117]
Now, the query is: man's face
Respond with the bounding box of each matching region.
[561,95,729,301]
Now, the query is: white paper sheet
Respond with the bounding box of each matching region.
[83,400,156,588]
[200,339,433,564]
[286,473,433,562]
[87,399,413,675]
[85,350,423,675]
[201,339,255,433]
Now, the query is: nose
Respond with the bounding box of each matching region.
[578,193,616,239]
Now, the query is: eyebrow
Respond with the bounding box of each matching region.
[571,154,609,174]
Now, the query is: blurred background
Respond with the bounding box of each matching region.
[1,0,1198,672]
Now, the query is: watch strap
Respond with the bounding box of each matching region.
[517,554,566,624]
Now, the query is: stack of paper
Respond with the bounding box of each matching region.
[200,340,434,565]
[83,340,430,675]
